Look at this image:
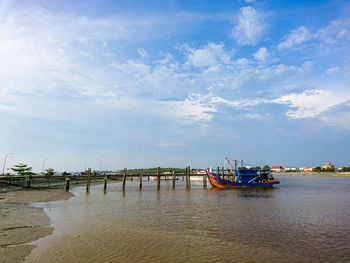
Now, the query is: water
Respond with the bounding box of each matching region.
[26,175,350,262]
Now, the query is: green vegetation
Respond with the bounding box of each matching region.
[313,166,335,173]
[45,168,55,176]
[322,167,335,172]
[341,167,350,172]
[10,163,35,176]
[263,165,270,170]
[313,167,322,172]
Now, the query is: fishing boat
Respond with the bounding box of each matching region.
[205,158,280,188]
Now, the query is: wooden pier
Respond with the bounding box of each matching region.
[0,166,209,192]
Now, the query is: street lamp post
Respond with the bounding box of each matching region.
[2,153,13,176]
[42,158,48,174]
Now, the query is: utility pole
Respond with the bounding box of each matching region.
[2,153,13,175]
[42,158,48,174]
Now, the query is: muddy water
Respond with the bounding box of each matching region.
[25,176,350,262]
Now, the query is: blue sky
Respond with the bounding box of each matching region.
[1,0,350,172]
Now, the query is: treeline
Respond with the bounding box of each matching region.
[312,167,335,172]
[341,167,350,172]
[312,167,350,173]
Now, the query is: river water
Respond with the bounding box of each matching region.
[25,175,350,263]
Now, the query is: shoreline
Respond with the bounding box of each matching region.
[272,172,350,177]
[0,189,74,263]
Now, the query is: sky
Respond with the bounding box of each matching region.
[0,0,350,172]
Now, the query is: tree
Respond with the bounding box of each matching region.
[263,165,270,170]
[322,167,335,173]
[313,167,322,173]
[11,163,35,176]
[45,168,55,176]
[341,167,350,172]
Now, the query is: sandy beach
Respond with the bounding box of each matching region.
[0,189,73,263]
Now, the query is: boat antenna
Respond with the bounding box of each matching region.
[224,157,235,170]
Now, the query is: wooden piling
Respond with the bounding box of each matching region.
[139,170,143,189]
[186,166,191,188]
[104,176,107,190]
[86,168,91,192]
[122,168,127,190]
[172,171,176,189]
[65,177,70,191]
[157,167,160,190]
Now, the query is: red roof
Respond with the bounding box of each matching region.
[271,166,283,169]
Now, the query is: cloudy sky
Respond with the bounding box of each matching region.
[1,0,350,172]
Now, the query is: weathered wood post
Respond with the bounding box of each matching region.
[86,168,91,192]
[157,167,161,190]
[186,166,191,188]
[172,171,176,189]
[122,168,127,190]
[25,176,31,188]
[65,177,70,191]
[104,176,107,190]
[139,170,143,189]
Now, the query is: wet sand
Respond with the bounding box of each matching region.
[0,189,73,263]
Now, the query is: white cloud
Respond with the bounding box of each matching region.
[253,47,269,61]
[231,6,265,45]
[315,19,350,44]
[273,89,350,119]
[163,94,218,122]
[137,48,149,58]
[185,42,233,67]
[318,111,350,129]
[327,67,340,74]
[278,26,310,50]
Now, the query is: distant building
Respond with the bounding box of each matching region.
[322,162,335,169]
[302,167,313,172]
[271,166,284,172]
[285,167,298,172]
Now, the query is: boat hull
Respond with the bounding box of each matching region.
[206,171,279,188]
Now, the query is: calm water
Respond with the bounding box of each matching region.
[26,175,350,263]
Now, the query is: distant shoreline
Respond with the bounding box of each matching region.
[271,172,350,177]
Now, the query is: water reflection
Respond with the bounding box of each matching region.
[26,176,350,263]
